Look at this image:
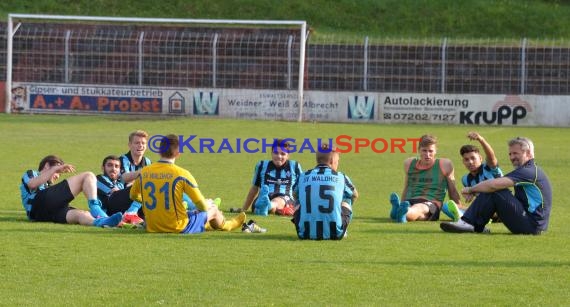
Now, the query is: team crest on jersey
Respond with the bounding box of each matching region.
[193,91,219,115]
[347,96,375,120]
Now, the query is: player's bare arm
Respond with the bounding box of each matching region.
[442,158,461,204]
[242,185,260,211]
[120,170,140,184]
[462,176,514,196]
[468,131,498,168]
[401,158,413,199]
[27,163,75,189]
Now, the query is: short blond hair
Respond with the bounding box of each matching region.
[129,130,149,143]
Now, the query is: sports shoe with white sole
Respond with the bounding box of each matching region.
[241,219,267,233]
[440,219,490,233]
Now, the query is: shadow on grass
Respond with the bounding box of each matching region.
[0,210,28,222]
[0,215,28,223]
[1,214,540,238]
[359,227,443,234]
[1,222,299,240]
[299,258,570,268]
[358,226,543,236]
[354,216,395,223]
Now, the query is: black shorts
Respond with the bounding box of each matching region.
[407,198,441,221]
[103,187,145,218]
[103,188,132,215]
[340,206,352,234]
[292,206,352,240]
[30,180,75,224]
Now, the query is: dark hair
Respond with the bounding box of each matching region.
[316,144,338,164]
[460,144,480,156]
[38,155,64,171]
[160,134,179,158]
[101,155,121,167]
[271,139,291,153]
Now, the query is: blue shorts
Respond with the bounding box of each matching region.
[181,210,208,234]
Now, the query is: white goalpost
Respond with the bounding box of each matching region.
[5,14,307,121]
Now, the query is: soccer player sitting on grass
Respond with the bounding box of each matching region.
[293,143,358,240]
[441,131,504,221]
[96,155,145,227]
[129,134,245,234]
[119,130,152,186]
[440,137,552,234]
[20,155,122,227]
[117,130,201,216]
[389,134,461,223]
[236,139,302,216]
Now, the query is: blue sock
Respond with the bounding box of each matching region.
[182,193,192,204]
[125,201,142,214]
[397,201,410,223]
[88,199,108,218]
[389,192,400,220]
[182,194,197,211]
[254,186,271,216]
[93,212,122,227]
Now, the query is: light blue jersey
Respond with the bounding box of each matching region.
[20,170,47,215]
[462,162,503,187]
[295,165,355,240]
[252,160,302,198]
[120,152,151,184]
[96,174,125,199]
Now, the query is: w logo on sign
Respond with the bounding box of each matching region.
[193,92,219,115]
[347,96,375,119]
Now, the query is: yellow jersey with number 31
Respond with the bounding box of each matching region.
[130,161,206,233]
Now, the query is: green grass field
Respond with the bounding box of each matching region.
[3,0,570,39]
[1,114,569,306]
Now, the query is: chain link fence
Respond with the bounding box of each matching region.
[1,23,569,95]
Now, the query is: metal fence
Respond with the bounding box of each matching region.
[1,22,569,95]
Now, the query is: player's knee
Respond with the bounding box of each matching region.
[208,206,222,218]
[80,171,96,181]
